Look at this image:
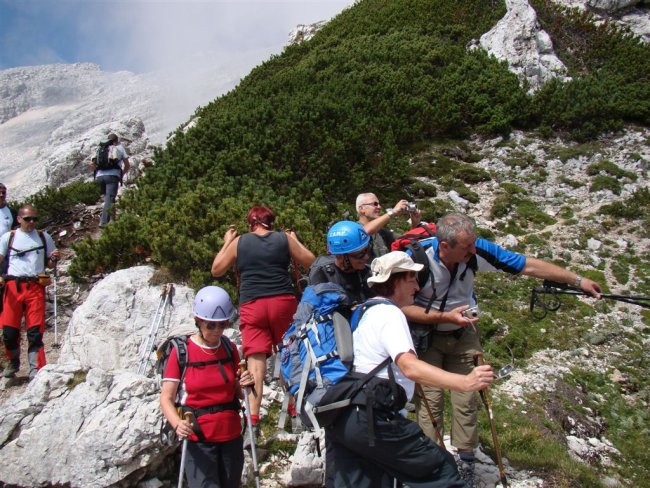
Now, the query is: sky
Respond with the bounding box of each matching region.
[0,0,354,73]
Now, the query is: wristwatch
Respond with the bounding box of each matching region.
[386,208,394,218]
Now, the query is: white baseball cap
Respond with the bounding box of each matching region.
[367,251,424,286]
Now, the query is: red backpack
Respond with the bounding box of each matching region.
[390,223,437,289]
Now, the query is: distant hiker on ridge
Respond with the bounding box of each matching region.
[0,183,17,238]
[89,133,130,227]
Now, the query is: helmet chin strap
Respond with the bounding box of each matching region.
[342,255,353,272]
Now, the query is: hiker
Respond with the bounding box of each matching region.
[89,132,130,227]
[0,183,17,238]
[356,192,421,259]
[401,212,602,468]
[0,183,17,276]
[0,205,59,380]
[160,286,255,488]
[211,204,315,444]
[308,220,375,311]
[327,251,495,487]
[306,220,376,487]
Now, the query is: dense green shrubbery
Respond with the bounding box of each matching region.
[69,0,650,288]
[530,0,650,140]
[17,181,100,225]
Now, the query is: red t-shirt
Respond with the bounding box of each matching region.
[163,336,242,442]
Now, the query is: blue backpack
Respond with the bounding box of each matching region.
[279,283,390,429]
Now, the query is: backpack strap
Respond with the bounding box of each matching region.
[5,230,48,273]
[176,335,240,442]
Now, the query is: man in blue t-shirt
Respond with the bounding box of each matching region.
[402,212,601,472]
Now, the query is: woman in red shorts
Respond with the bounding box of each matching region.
[211,204,314,439]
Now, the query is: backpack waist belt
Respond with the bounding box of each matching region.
[3,275,38,283]
[180,400,241,442]
[182,400,241,419]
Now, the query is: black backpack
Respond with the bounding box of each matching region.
[95,141,120,170]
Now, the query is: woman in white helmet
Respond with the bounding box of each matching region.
[160,286,254,488]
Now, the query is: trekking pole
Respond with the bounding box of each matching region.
[52,259,60,348]
[473,353,508,487]
[415,384,446,448]
[177,411,192,488]
[530,280,650,319]
[239,360,261,488]
[137,284,175,375]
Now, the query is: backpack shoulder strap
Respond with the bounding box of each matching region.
[38,230,47,269]
[351,298,393,331]
[5,230,15,270]
[173,336,190,381]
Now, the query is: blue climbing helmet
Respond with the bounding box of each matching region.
[326,221,370,255]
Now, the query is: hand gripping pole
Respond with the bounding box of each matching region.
[474,353,508,487]
[177,411,192,488]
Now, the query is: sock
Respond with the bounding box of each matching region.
[250,414,260,426]
[287,403,297,417]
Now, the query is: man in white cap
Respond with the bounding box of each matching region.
[326,251,495,488]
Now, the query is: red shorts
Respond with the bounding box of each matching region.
[1,281,46,329]
[239,294,297,357]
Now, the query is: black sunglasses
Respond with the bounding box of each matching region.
[348,247,370,259]
[22,216,38,222]
[361,201,380,207]
[204,320,228,330]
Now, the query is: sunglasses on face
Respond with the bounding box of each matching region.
[361,201,380,207]
[204,320,228,330]
[348,247,370,259]
[22,216,38,222]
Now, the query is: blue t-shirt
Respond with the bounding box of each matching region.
[412,237,526,331]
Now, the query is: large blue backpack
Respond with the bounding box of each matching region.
[279,283,390,429]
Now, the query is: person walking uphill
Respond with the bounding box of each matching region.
[401,212,602,469]
[327,251,495,488]
[89,132,130,227]
[211,205,315,443]
[160,286,255,488]
[0,205,59,380]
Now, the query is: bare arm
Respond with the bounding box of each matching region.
[522,257,601,297]
[362,199,410,235]
[396,350,494,392]
[211,229,239,277]
[160,381,193,438]
[286,231,315,268]
[122,157,130,174]
[401,303,478,328]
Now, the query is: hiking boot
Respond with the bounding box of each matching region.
[28,351,39,380]
[243,425,259,450]
[457,459,475,487]
[3,362,18,378]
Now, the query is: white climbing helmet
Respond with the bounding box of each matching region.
[192,286,235,321]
